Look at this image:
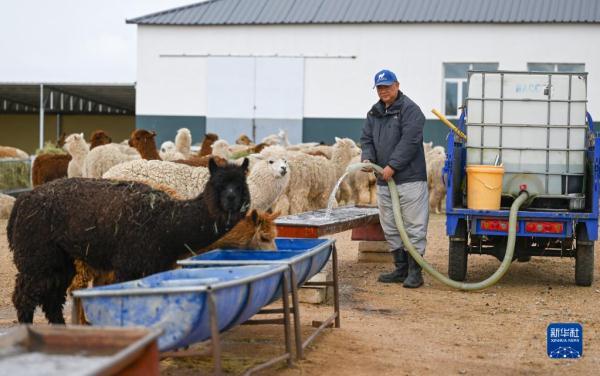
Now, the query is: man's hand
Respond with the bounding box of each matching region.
[361,160,373,173]
[381,165,395,181]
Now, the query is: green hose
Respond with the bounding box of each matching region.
[346,162,529,291]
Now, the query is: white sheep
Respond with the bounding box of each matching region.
[82,143,141,178]
[63,133,89,178]
[262,137,361,215]
[426,146,447,214]
[0,193,15,219]
[103,156,290,212]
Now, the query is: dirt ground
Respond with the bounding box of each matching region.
[1,214,599,375]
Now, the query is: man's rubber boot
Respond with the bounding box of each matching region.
[403,254,424,288]
[378,249,408,283]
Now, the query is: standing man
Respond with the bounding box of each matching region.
[360,69,429,288]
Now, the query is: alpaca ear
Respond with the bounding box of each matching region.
[249,209,259,224]
[268,210,281,220]
[80,132,84,138]
[334,137,341,143]
[151,131,157,136]
[240,157,250,173]
[208,157,218,175]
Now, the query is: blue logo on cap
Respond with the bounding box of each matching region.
[374,69,397,87]
[547,323,583,359]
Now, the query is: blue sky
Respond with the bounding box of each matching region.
[0,0,197,83]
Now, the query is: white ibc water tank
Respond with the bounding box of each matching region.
[466,71,588,196]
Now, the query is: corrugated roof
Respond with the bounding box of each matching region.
[127,0,600,25]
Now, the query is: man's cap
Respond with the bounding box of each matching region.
[373,69,397,88]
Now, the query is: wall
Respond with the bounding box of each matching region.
[0,114,135,154]
[136,23,600,144]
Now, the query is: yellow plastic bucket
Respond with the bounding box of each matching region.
[466,165,505,210]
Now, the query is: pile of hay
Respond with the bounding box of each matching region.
[35,141,66,156]
[0,158,31,191]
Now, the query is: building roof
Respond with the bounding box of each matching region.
[0,83,135,115]
[127,0,600,26]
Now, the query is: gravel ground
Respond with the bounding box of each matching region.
[1,215,599,375]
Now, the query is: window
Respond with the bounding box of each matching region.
[443,63,499,117]
[527,63,585,73]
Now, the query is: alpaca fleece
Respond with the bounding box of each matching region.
[8,159,250,324]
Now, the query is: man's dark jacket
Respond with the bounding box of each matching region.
[360,91,427,186]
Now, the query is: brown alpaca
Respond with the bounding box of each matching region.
[236,134,253,145]
[32,130,112,187]
[199,133,219,156]
[199,209,279,252]
[173,155,228,168]
[129,129,161,160]
[0,146,28,159]
[89,130,112,149]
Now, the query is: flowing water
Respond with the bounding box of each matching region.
[325,171,350,218]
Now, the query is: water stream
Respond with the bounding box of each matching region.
[325,171,350,218]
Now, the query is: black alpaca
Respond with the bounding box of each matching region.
[8,158,250,324]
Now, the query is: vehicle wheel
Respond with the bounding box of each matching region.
[575,225,594,286]
[449,220,468,281]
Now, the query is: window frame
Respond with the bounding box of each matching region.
[442,62,499,118]
[527,62,586,73]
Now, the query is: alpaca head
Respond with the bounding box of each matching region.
[175,128,192,152]
[160,141,176,154]
[236,134,253,145]
[207,157,251,215]
[249,209,279,250]
[129,129,156,148]
[254,155,289,178]
[89,130,112,149]
[63,133,89,157]
[333,137,361,161]
[211,139,231,159]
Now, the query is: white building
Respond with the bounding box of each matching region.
[128,0,600,146]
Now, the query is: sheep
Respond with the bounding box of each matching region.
[63,133,89,178]
[0,146,29,159]
[8,158,251,324]
[129,129,161,160]
[199,133,219,156]
[262,137,361,215]
[426,146,447,214]
[0,193,15,219]
[103,155,290,212]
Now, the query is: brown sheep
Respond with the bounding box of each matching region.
[129,129,161,160]
[199,133,219,156]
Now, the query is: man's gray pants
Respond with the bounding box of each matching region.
[377,181,429,256]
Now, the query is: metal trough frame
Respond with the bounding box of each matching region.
[178,240,341,361]
[72,264,294,376]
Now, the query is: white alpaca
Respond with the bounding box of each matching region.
[426,146,447,214]
[82,143,141,178]
[263,137,361,215]
[175,128,192,158]
[159,141,185,161]
[63,133,89,178]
